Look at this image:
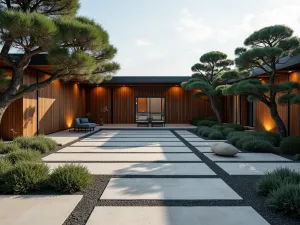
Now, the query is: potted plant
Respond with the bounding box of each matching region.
[98,106,108,126]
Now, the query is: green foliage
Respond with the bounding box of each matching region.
[222,128,236,136]
[5,150,41,164]
[257,168,300,196]
[235,136,256,149]
[0,159,12,192]
[208,130,225,140]
[197,126,215,137]
[182,51,238,124]
[13,136,57,153]
[211,124,224,131]
[222,123,245,131]
[197,120,218,127]
[49,164,92,193]
[295,154,300,161]
[0,143,21,154]
[280,136,300,155]
[223,80,269,96]
[0,0,80,17]
[267,183,300,218]
[191,119,203,126]
[242,139,275,153]
[0,70,11,91]
[2,162,49,194]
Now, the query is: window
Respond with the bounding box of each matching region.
[136,98,165,121]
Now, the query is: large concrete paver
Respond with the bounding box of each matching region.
[204,153,291,162]
[58,146,192,153]
[189,141,226,147]
[86,206,269,225]
[100,178,242,200]
[81,137,180,142]
[47,162,215,175]
[71,141,186,147]
[0,195,82,225]
[217,162,300,175]
[89,134,176,138]
[42,153,201,162]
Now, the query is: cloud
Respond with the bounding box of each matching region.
[136,39,151,47]
[240,6,300,36]
[176,8,212,42]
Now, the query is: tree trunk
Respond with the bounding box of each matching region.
[0,101,9,129]
[209,96,222,124]
[269,103,287,138]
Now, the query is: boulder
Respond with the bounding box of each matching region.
[211,142,239,157]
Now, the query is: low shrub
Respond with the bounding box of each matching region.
[222,123,245,131]
[249,131,281,147]
[211,124,224,131]
[227,131,245,145]
[49,164,92,194]
[235,136,256,149]
[295,154,300,161]
[257,168,300,196]
[280,136,300,155]
[242,140,276,153]
[5,150,41,164]
[191,119,202,126]
[13,135,57,153]
[0,159,13,192]
[222,128,236,136]
[3,161,49,194]
[197,120,218,127]
[0,143,21,154]
[208,130,225,140]
[197,126,215,137]
[267,183,300,218]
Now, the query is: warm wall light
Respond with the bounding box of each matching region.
[263,121,275,132]
[289,71,293,73]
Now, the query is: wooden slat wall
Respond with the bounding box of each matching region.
[86,85,221,124]
[38,74,86,135]
[85,87,112,124]
[240,95,248,126]
[290,72,300,136]
[224,96,233,123]
[0,69,24,139]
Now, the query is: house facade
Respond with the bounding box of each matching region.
[0,55,300,139]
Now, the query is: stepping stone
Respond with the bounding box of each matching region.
[71,141,186,147]
[189,141,225,147]
[179,134,199,138]
[196,147,241,153]
[89,134,176,138]
[217,162,300,175]
[81,137,180,142]
[58,146,192,153]
[99,131,172,134]
[0,195,82,225]
[86,206,269,225]
[184,137,206,141]
[47,162,215,175]
[42,153,201,162]
[100,178,242,200]
[204,153,291,162]
[195,147,214,153]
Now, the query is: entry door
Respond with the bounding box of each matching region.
[135,98,165,121]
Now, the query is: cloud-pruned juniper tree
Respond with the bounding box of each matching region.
[0,0,120,122]
[222,25,300,137]
[181,51,241,124]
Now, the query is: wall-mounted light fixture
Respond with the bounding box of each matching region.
[288,71,293,73]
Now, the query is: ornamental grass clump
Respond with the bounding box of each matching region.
[242,139,275,153]
[13,135,57,153]
[0,158,13,192]
[222,128,236,136]
[267,183,300,218]
[0,142,20,154]
[2,162,49,194]
[49,164,92,194]
[257,168,300,196]
[5,150,41,164]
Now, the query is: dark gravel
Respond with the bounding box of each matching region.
[62,129,300,225]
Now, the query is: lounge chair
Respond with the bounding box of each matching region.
[71,118,96,132]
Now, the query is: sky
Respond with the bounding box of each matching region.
[78,0,300,76]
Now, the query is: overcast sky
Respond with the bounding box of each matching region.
[79,0,300,76]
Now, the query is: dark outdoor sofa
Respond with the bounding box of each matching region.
[71,118,97,132]
[136,116,165,127]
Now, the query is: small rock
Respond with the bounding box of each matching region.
[211,142,238,157]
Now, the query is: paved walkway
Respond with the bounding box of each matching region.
[2,129,300,224]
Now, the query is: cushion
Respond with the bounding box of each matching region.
[75,118,81,125]
[80,118,89,123]
[211,142,239,157]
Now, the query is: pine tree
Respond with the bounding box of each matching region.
[223,25,300,137]
[0,0,120,122]
[182,51,240,124]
